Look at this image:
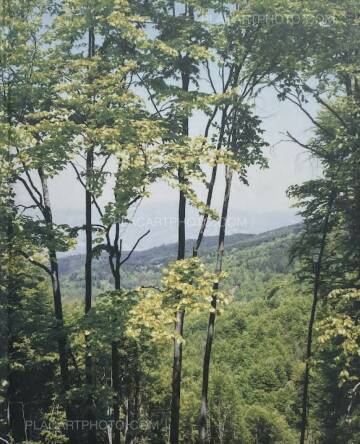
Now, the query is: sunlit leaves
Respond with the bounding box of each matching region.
[317,289,360,387]
[128,258,229,342]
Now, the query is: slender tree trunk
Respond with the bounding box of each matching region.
[39,170,70,389]
[124,376,132,444]
[299,274,319,444]
[38,169,78,443]
[177,171,187,261]
[199,168,233,444]
[112,342,121,444]
[194,64,239,255]
[85,26,95,316]
[170,178,186,439]
[84,26,97,444]
[6,216,27,442]
[85,143,96,444]
[195,109,228,255]
[299,197,334,444]
[170,308,185,444]
[134,361,141,427]
[169,3,192,435]
[170,77,190,444]
[124,346,142,444]
[112,224,121,444]
[170,175,187,444]
[124,357,136,444]
[124,395,133,444]
[85,149,93,316]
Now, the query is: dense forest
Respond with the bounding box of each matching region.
[58,225,300,298]
[0,1,359,444]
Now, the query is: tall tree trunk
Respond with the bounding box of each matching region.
[199,168,233,443]
[170,167,187,444]
[170,53,190,444]
[133,360,141,429]
[124,346,142,444]
[124,357,136,444]
[170,307,185,444]
[6,216,27,442]
[124,391,133,444]
[85,143,96,444]
[194,108,228,255]
[112,223,121,444]
[85,148,93,316]
[85,26,95,317]
[112,342,121,444]
[194,64,240,255]
[84,26,97,444]
[39,169,70,390]
[38,169,77,443]
[299,197,334,444]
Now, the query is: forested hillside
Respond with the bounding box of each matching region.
[4,223,355,443]
[59,224,301,299]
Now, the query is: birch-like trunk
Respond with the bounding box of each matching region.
[199,168,233,443]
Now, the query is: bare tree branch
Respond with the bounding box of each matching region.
[71,160,104,218]
[315,94,348,129]
[205,60,217,94]
[18,251,52,276]
[120,230,150,266]
[24,168,44,206]
[275,88,331,136]
[70,161,86,188]
[17,176,45,216]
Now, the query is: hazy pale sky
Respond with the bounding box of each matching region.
[35,85,320,253]
[12,9,323,254]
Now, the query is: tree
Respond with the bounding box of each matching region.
[0,2,80,441]
[192,1,303,438]
[52,1,165,442]
[289,179,335,444]
[137,2,218,441]
[317,288,360,443]
[269,2,360,440]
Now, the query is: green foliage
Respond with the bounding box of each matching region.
[0,255,59,442]
[317,289,360,388]
[142,278,310,443]
[128,257,229,342]
[59,226,299,300]
[244,405,296,444]
[40,408,69,444]
[2,1,360,443]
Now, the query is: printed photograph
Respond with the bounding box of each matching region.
[0,1,359,443]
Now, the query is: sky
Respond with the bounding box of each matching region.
[37,86,321,254]
[12,9,324,254]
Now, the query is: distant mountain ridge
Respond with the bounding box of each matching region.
[59,223,302,275]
